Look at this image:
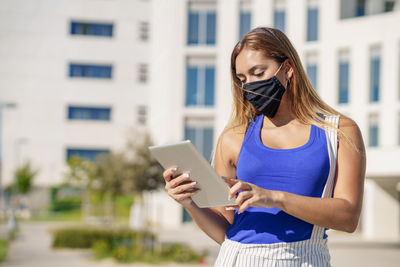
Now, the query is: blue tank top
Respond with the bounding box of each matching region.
[226,114,330,244]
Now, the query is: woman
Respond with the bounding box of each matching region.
[163,27,366,266]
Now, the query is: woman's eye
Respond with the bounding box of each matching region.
[255,72,264,77]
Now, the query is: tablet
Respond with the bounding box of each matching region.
[148,140,237,208]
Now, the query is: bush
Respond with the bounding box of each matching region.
[52,228,152,249]
[92,240,111,259]
[49,197,82,212]
[52,227,205,264]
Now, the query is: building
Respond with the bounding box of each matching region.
[147,0,400,241]
[0,0,151,207]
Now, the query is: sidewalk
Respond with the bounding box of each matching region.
[2,222,400,267]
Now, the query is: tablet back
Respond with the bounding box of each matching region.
[149,140,236,208]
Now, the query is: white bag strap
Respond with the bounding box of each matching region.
[310,114,340,240]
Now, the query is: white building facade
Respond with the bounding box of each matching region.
[0,0,151,190]
[148,0,400,241]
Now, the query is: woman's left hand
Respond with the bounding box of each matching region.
[223,178,279,214]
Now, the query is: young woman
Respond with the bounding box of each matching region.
[162,27,366,266]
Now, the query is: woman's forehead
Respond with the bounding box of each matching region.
[235,48,273,74]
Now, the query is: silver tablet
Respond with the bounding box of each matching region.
[148,140,237,208]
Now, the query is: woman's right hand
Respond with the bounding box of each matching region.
[163,167,199,207]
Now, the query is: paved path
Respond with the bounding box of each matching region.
[2,222,400,267]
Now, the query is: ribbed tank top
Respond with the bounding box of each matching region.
[226,114,330,244]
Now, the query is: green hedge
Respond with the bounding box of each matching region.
[52,227,205,263]
[52,228,153,249]
[49,197,82,212]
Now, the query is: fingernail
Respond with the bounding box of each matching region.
[171,167,177,172]
[191,181,196,185]
[183,173,189,178]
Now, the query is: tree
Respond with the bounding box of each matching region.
[12,161,37,195]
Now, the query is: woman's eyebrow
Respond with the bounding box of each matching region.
[236,64,268,76]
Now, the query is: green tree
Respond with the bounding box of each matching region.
[13,161,37,195]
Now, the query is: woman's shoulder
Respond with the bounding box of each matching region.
[216,124,247,160]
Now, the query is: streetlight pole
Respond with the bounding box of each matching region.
[0,102,18,211]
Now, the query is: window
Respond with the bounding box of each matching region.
[368,114,379,147]
[239,1,251,39]
[306,0,319,42]
[187,1,217,45]
[274,0,286,33]
[137,105,147,125]
[66,148,110,162]
[70,21,113,37]
[369,47,381,103]
[184,117,214,161]
[338,51,350,104]
[306,52,318,92]
[68,106,111,121]
[138,63,148,83]
[139,21,149,41]
[185,57,215,107]
[69,64,112,79]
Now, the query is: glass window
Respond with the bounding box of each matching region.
[369,47,381,103]
[185,60,215,107]
[187,2,217,46]
[187,12,199,45]
[306,64,317,91]
[66,148,110,162]
[274,0,286,33]
[69,64,112,79]
[306,1,319,42]
[68,106,111,121]
[184,120,214,161]
[185,66,198,106]
[239,11,251,39]
[206,11,216,45]
[139,21,149,41]
[368,114,379,147]
[338,51,350,104]
[137,105,147,125]
[70,21,113,37]
[138,63,148,83]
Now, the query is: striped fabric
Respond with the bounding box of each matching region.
[214,115,340,267]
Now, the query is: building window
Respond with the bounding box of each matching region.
[137,105,147,125]
[368,114,379,147]
[239,1,251,39]
[138,63,148,83]
[274,0,286,33]
[369,47,381,103]
[69,64,112,79]
[70,21,113,37]
[185,57,215,107]
[139,21,149,41]
[68,106,111,121]
[184,117,214,162]
[187,1,217,45]
[338,51,350,104]
[66,148,110,162]
[306,0,319,42]
[306,52,318,92]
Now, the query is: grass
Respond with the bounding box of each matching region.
[0,239,8,262]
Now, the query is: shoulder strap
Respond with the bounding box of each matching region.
[310,114,340,241]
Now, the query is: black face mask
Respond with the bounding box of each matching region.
[241,63,286,118]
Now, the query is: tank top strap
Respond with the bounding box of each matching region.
[310,114,340,241]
